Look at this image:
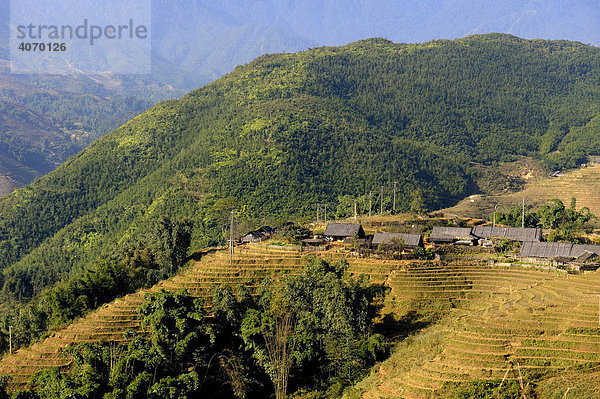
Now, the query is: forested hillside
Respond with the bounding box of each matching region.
[3,0,599,197]
[0,34,599,354]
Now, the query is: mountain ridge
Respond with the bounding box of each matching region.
[2,2,600,197]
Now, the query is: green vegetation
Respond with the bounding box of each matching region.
[444,379,524,399]
[1,34,600,360]
[274,224,312,244]
[5,239,600,397]
[493,197,595,232]
[9,257,382,399]
[25,290,214,399]
[0,217,193,355]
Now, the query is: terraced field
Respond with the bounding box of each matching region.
[445,164,600,219]
[358,260,600,398]
[0,243,400,391]
[3,242,600,398]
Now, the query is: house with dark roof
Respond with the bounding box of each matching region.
[472,226,542,242]
[372,232,423,249]
[324,223,365,241]
[240,231,262,244]
[240,226,275,244]
[520,241,600,271]
[520,241,600,261]
[571,252,600,271]
[257,226,275,237]
[429,227,477,245]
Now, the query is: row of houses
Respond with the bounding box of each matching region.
[428,226,600,269]
[242,223,600,270]
[321,223,544,250]
[520,241,600,269]
[322,223,423,249]
[429,226,542,245]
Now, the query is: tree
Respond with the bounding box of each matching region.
[151,218,193,274]
[493,198,594,230]
[409,190,426,215]
[276,224,311,244]
[538,198,593,229]
[377,238,405,257]
[29,291,213,399]
[335,195,354,219]
[233,257,384,398]
[241,283,298,399]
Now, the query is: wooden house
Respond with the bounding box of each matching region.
[520,241,600,263]
[570,252,600,271]
[472,226,542,242]
[429,227,477,245]
[240,225,275,244]
[324,223,365,241]
[371,232,423,249]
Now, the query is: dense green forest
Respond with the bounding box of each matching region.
[0,34,600,355]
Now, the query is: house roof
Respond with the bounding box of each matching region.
[430,227,476,242]
[573,251,600,263]
[520,242,574,258]
[472,226,542,242]
[520,242,600,259]
[574,244,600,256]
[243,231,261,239]
[324,223,364,237]
[372,232,422,247]
[257,226,274,235]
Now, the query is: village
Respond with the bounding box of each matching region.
[238,220,600,273]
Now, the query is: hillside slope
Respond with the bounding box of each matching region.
[3,245,600,398]
[0,35,600,352]
[445,163,600,219]
[355,259,600,398]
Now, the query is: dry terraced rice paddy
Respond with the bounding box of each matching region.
[360,260,600,398]
[0,243,396,391]
[445,164,600,219]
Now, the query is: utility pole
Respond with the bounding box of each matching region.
[380,186,384,215]
[354,199,357,221]
[316,204,320,223]
[522,198,525,228]
[493,204,499,228]
[369,191,372,217]
[393,181,397,214]
[597,295,600,327]
[229,211,235,265]
[324,204,328,223]
[8,325,12,354]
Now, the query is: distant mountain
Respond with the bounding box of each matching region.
[0,4,210,194]
[150,0,600,80]
[0,73,179,195]
[9,1,594,87]
[0,34,599,311]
